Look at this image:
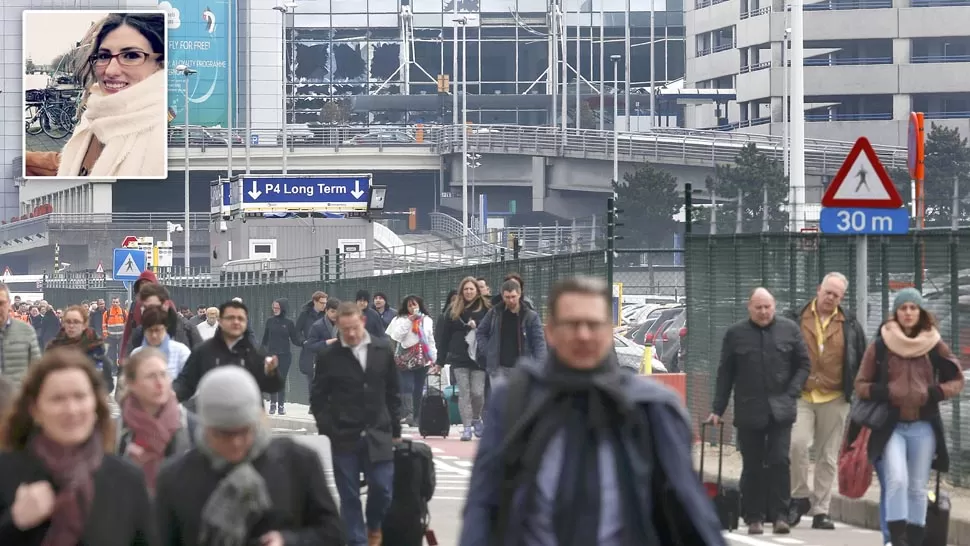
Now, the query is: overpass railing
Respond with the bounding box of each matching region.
[163,124,907,174]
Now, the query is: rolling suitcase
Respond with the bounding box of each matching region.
[925,471,950,546]
[419,374,450,438]
[444,385,462,425]
[699,422,741,531]
[382,439,436,546]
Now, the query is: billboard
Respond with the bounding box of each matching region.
[159,0,235,127]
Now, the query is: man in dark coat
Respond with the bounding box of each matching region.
[708,287,811,536]
[311,301,401,546]
[173,300,282,404]
[301,299,339,377]
[157,365,343,545]
[296,292,329,376]
[354,290,387,339]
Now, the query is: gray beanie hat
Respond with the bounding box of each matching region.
[196,366,263,429]
[893,287,924,313]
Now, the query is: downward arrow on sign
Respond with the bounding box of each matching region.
[248,180,262,199]
[350,179,365,199]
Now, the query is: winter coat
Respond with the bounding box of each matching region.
[712,317,812,429]
[0,451,155,546]
[784,302,867,402]
[476,302,547,375]
[121,270,159,357]
[124,305,202,359]
[155,436,344,545]
[373,306,396,330]
[115,404,198,458]
[47,327,114,393]
[385,313,437,365]
[295,299,324,341]
[36,311,61,350]
[362,306,387,340]
[300,317,336,376]
[436,304,488,370]
[173,329,282,403]
[262,298,302,356]
[311,336,402,460]
[0,319,41,386]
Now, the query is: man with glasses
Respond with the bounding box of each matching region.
[173,299,282,404]
[461,276,725,545]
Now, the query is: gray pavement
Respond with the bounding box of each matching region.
[724,523,885,546]
[26,130,66,153]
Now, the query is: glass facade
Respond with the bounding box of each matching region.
[285,0,685,125]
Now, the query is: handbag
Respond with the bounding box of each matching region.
[465,328,477,361]
[394,341,425,371]
[849,338,891,429]
[838,426,873,498]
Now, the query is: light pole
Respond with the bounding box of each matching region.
[273,3,296,174]
[452,5,459,126]
[176,65,196,268]
[467,152,481,225]
[790,0,806,231]
[454,16,469,257]
[611,55,621,188]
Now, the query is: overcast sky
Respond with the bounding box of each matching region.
[23,11,107,64]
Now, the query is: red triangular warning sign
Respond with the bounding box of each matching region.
[96,261,104,274]
[821,137,903,209]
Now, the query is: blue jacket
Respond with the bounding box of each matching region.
[459,357,726,546]
[300,316,335,375]
[475,303,546,375]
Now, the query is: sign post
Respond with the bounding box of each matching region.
[908,112,925,228]
[820,136,909,328]
[232,174,372,214]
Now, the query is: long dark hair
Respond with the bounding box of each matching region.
[397,295,430,317]
[887,307,938,337]
[77,12,166,87]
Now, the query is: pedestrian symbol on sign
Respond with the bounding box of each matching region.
[855,167,870,193]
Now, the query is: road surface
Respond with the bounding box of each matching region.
[724,523,886,546]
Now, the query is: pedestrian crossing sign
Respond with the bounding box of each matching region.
[112,248,146,281]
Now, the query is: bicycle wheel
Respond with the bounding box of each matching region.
[25,105,43,135]
[59,108,77,133]
[42,107,70,139]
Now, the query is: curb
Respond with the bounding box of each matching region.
[267,415,317,433]
[698,469,970,545]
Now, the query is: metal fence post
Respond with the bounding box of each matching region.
[880,237,889,322]
[950,233,962,484]
[323,249,331,283]
[335,248,342,281]
[913,232,923,291]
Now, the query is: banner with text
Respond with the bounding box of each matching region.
[159,0,235,127]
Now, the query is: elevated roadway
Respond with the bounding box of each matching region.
[166,124,907,177]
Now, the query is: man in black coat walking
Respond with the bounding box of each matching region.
[311,301,402,546]
[708,287,811,536]
[173,300,282,404]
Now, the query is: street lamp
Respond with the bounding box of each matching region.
[611,55,621,190]
[454,16,469,257]
[273,3,297,174]
[467,152,481,227]
[176,64,196,268]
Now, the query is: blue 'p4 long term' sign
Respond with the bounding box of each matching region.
[233,174,372,213]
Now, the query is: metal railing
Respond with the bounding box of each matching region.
[804,0,893,9]
[805,112,894,121]
[911,54,970,64]
[0,212,212,242]
[924,111,970,120]
[166,124,432,151]
[803,56,893,66]
[162,123,908,175]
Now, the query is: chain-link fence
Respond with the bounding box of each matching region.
[43,249,605,405]
[684,229,970,483]
[614,249,686,299]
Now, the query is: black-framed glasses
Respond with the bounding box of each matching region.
[89,50,158,67]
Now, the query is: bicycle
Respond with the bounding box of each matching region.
[24,88,76,140]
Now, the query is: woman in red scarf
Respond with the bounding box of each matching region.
[0,347,154,545]
[116,347,196,493]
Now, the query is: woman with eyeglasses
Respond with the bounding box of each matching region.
[46,305,114,395]
[26,13,167,178]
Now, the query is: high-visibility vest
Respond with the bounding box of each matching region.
[103,306,127,337]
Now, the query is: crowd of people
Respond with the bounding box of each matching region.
[0,265,959,546]
[709,272,964,546]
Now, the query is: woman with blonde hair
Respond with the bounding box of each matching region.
[436,276,490,441]
[0,348,154,545]
[47,304,113,394]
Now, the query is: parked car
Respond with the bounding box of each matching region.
[614,333,667,374]
[628,306,684,346]
[342,130,415,145]
[657,312,687,372]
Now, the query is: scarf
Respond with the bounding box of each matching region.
[29,431,105,546]
[512,356,648,546]
[410,313,432,360]
[142,333,172,358]
[195,425,274,546]
[48,327,105,357]
[881,321,942,358]
[57,69,167,178]
[121,395,182,493]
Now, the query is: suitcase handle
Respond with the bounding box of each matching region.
[699,421,725,489]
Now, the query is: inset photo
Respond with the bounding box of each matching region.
[23,10,168,179]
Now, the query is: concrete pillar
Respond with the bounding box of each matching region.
[892,38,910,65]
[531,156,545,212]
